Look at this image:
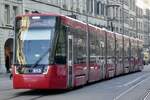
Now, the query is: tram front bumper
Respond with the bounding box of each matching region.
[13,65,67,89]
[13,74,50,89]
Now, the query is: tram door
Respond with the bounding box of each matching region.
[67,35,74,88]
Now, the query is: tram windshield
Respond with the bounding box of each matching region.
[15,16,57,65]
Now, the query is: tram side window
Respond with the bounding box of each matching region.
[140,45,143,58]
[116,40,119,58]
[137,43,140,58]
[134,46,137,58]
[89,30,104,63]
[124,40,129,57]
[107,35,115,58]
[73,29,86,64]
[119,39,123,58]
[131,41,136,57]
[124,45,127,57]
[90,31,97,63]
[54,25,67,64]
[132,47,135,57]
[128,40,131,57]
[90,31,96,56]
[126,45,130,57]
[138,44,143,58]
[135,42,138,58]
[116,39,122,58]
[127,45,131,57]
[131,43,133,57]
[96,32,105,58]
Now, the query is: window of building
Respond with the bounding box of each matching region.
[101,3,105,16]
[82,0,86,13]
[55,0,59,5]
[124,0,129,6]
[89,0,93,14]
[5,5,10,24]
[76,0,80,12]
[97,2,102,15]
[25,10,29,14]
[13,6,18,18]
[62,0,67,9]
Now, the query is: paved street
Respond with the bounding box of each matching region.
[1,65,150,100]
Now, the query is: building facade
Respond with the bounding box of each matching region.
[143,9,150,48]
[107,0,144,40]
[136,6,144,39]
[0,0,22,73]
[106,0,121,33]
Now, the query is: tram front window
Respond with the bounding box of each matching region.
[15,16,57,67]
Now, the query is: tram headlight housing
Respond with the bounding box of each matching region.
[43,66,49,74]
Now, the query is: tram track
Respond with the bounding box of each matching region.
[29,95,47,100]
[2,89,67,100]
[142,89,150,100]
[3,95,22,100]
[3,95,46,100]
[2,92,47,100]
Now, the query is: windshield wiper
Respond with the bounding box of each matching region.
[31,47,51,68]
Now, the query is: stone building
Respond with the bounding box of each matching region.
[136,6,144,39]
[0,0,22,73]
[106,0,121,33]
[107,0,144,40]
[143,9,150,48]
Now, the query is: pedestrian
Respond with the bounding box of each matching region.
[5,56,10,73]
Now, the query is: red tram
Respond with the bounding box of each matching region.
[12,13,144,89]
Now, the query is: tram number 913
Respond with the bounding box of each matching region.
[32,68,42,74]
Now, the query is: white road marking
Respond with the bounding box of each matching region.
[114,74,150,100]
[121,74,148,87]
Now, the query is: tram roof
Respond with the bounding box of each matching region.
[123,34,130,39]
[16,13,143,42]
[16,13,61,18]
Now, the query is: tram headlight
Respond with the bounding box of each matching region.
[43,66,49,74]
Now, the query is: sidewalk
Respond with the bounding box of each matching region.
[0,73,11,79]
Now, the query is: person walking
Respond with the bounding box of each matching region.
[5,56,10,73]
